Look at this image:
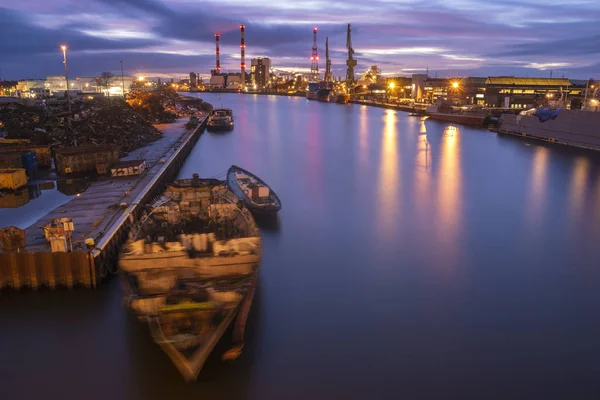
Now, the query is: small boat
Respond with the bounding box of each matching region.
[120,175,261,382]
[207,108,234,131]
[226,165,281,215]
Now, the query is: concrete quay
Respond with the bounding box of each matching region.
[0,115,208,290]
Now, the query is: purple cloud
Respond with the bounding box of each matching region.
[1,0,599,79]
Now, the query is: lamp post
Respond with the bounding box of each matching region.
[61,45,72,116]
[120,61,125,97]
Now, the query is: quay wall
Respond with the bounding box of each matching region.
[0,116,208,290]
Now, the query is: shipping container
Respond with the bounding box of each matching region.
[0,139,31,145]
[0,145,51,168]
[21,150,37,176]
[54,145,119,175]
[0,168,28,190]
[110,159,146,177]
[0,153,23,170]
[0,187,30,208]
[0,151,37,176]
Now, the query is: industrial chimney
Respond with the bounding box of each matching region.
[240,25,246,90]
[215,33,221,73]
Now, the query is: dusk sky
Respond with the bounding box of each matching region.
[2,0,599,80]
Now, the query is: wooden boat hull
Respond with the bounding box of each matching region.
[226,165,282,215]
[119,177,261,382]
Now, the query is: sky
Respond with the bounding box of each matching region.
[1,0,599,80]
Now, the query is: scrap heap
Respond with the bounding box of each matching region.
[126,87,212,123]
[0,99,161,152]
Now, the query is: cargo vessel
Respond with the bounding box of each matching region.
[226,165,282,215]
[306,82,319,100]
[119,175,261,381]
[207,108,234,131]
[497,108,600,150]
[425,102,488,127]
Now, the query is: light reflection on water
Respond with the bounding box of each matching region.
[375,110,400,241]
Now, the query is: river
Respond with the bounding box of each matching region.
[2,93,600,399]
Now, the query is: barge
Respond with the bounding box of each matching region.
[119,175,261,381]
[207,108,234,132]
[227,165,281,215]
[497,108,600,151]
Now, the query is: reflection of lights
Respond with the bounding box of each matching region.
[376,110,399,238]
[437,125,461,250]
[525,146,549,229]
[568,157,589,219]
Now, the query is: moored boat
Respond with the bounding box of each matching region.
[497,108,600,150]
[119,175,261,381]
[226,165,282,215]
[207,108,234,131]
[306,82,319,100]
[333,93,350,104]
[316,88,331,102]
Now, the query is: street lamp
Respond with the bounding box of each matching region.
[452,81,459,89]
[120,61,125,97]
[61,45,72,116]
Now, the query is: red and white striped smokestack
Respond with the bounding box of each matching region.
[215,33,221,73]
[240,24,246,90]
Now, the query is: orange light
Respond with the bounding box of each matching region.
[60,45,67,51]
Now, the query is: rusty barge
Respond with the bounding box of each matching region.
[119,176,261,381]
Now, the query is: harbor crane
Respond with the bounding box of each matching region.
[346,23,357,92]
[324,37,333,82]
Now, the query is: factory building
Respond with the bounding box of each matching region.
[251,58,271,90]
[484,77,578,109]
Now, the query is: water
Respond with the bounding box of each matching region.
[2,93,600,399]
[0,177,91,228]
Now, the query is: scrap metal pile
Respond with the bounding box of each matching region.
[127,87,212,123]
[0,99,162,152]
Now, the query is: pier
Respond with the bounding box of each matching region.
[0,115,208,290]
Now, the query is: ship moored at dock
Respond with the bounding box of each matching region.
[207,108,234,131]
[119,175,261,381]
[497,108,600,150]
[226,165,282,215]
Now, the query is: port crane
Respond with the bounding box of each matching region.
[346,23,357,92]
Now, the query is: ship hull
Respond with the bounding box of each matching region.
[497,110,600,151]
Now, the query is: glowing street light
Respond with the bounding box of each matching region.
[389,82,395,90]
[138,76,145,82]
[60,45,72,116]
[452,81,459,89]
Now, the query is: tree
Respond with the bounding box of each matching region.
[97,72,114,93]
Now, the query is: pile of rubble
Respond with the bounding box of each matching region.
[0,99,162,151]
[126,87,212,123]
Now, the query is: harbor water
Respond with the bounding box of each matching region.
[2,93,600,399]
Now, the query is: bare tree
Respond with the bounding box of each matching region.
[97,72,115,94]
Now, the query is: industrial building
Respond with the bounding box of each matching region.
[483,77,578,109]
[251,57,271,90]
[16,75,135,97]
